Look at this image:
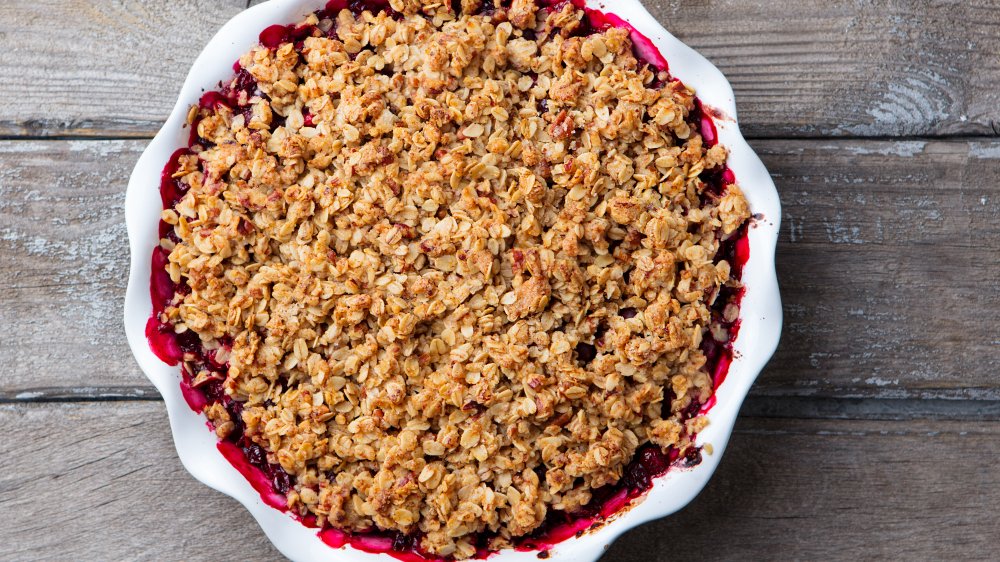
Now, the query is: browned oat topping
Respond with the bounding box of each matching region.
[158,0,750,557]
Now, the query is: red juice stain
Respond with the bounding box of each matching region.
[598,488,630,518]
[515,516,595,553]
[146,245,185,366]
[159,148,190,209]
[145,316,181,365]
[699,221,751,400]
[319,528,442,562]
[699,395,717,414]
[179,379,210,411]
[258,24,290,49]
[218,441,290,510]
[538,0,669,72]
[712,351,733,389]
[697,103,719,147]
[722,167,736,185]
[319,528,349,548]
[198,90,233,111]
[514,444,683,556]
[580,8,669,71]
[148,247,175,314]
[259,23,318,49]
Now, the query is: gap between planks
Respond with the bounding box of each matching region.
[1,132,999,142]
[5,389,1000,422]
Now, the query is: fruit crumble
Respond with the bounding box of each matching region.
[148,0,751,557]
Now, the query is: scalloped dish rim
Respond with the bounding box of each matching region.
[123,0,782,560]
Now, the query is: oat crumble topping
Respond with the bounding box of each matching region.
[154,0,751,557]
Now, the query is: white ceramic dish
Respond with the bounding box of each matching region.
[124,1,782,560]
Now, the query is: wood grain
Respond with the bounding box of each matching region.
[3,0,1000,138]
[3,402,998,560]
[0,0,248,137]
[2,139,1000,399]
[0,402,282,561]
[0,141,144,398]
[761,139,1000,399]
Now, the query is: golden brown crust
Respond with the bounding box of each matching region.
[158,1,750,557]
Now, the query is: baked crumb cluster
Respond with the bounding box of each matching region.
[158,0,749,556]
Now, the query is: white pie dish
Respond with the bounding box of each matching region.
[123,0,782,560]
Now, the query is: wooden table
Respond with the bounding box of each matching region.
[2,0,999,559]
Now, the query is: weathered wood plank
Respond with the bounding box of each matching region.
[0,402,282,561]
[3,0,1000,138]
[762,139,1000,399]
[2,402,998,560]
[0,0,249,137]
[2,139,999,398]
[0,141,144,397]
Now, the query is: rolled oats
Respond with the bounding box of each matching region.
[155,0,750,557]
